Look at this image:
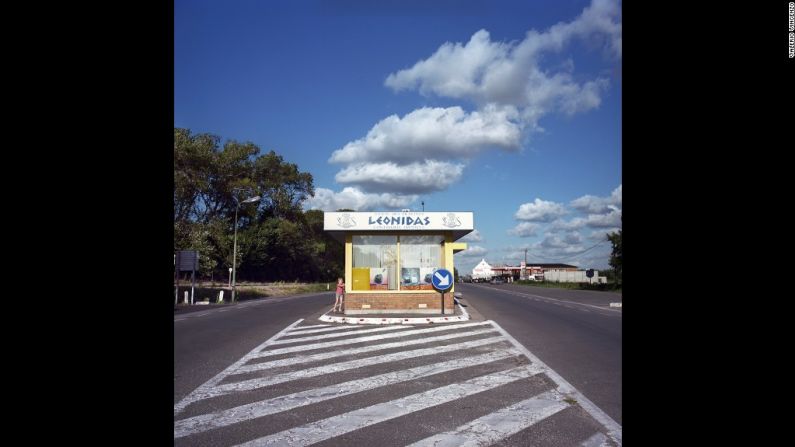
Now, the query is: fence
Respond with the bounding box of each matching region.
[544,269,607,284]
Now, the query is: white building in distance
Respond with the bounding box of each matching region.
[471,259,494,281]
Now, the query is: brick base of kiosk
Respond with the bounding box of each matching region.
[345,292,455,314]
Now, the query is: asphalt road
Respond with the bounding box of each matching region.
[457,282,622,424]
[174,285,622,445]
[174,292,335,404]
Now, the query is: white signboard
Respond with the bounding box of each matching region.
[324,212,473,231]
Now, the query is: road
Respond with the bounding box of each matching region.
[174,285,622,445]
[174,292,334,404]
[458,282,622,424]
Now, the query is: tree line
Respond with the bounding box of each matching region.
[174,128,344,283]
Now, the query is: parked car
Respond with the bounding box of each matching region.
[491,277,505,284]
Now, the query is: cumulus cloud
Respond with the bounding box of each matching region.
[507,222,540,237]
[549,209,621,231]
[570,184,622,214]
[329,105,522,165]
[303,187,417,212]
[540,234,583,250]
[454,245,488,258]
[585,209,622,227]
[460,229,483,242]
[587,228,620,241]
[318,0,620,207]
[334,160,465,194]
[385,0,621,118]
[514,198,567,222]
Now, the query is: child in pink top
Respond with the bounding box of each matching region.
[333,277,345,313]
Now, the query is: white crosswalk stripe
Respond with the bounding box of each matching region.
[174,319,622,446]
[236,327,498,374]
[283,325,377,336]
[405,390,569,447]
[270,324,407,344]
[250,321,493,358]
[235,365,543,447]
[174,348,518,438]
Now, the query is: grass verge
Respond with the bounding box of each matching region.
[513,280,621,292]
[174,281,333,304]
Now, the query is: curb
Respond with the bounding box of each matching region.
[319,299,470,325]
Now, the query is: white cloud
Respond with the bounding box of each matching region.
[460,229,483,242]
[585,209,622,227]
[540,234,581,250]
[385,29,510,99]
[549,209,621,231]
[303,187,417,212]
[385,0,621,119]
[588,228,620,241]
[454,245,488,258]
[319,0,620,201]
[329,105,522,165]
[507,222,540,237]
[514,199,567,222]
[494,235,613,269]
[570,184,622,214]
[334,160,465,194]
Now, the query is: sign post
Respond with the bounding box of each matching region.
[586,268,594,284]
[176,250,199,305]
[431,268,453,315]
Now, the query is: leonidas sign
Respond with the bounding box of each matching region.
[324,211,473,232]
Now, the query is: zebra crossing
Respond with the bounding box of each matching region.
[174,319,621,446]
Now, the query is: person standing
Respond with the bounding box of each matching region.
[333,277,345,313]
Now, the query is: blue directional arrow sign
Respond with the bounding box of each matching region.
[432,268,453,292]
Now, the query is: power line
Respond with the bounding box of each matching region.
[558,239,609,261]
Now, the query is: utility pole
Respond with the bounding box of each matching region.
[421,201,425,212]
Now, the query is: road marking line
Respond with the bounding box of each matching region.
[285,325,382,336]
[471,284,621,314]
[237,328,499,374]
[406,390,568,447]
[488,321,622,445]
[252,321,494,358]
[580,432,610,446]
[290,324,330,330]
[174,349,518,438]
[174,319,304,415]
[270,325,408,344]
[203,337,510,400]
[233,365,543,447]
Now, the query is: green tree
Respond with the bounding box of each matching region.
[174,128,317,282]
[606,230,622,285]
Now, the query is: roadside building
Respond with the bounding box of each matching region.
[324,211,473,314]
[483,262,580,281]
[471,259,494,282]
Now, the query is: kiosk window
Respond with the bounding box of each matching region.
[399,235,443,290]
[352,235,398,290]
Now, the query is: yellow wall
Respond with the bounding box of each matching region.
[345,234,352,293]
[444,231,455,293]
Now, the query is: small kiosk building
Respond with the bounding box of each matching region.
[324,211,473,314]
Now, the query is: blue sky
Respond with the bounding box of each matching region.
[175,0,622,273]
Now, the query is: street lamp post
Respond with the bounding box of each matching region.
[231,194,261,302]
